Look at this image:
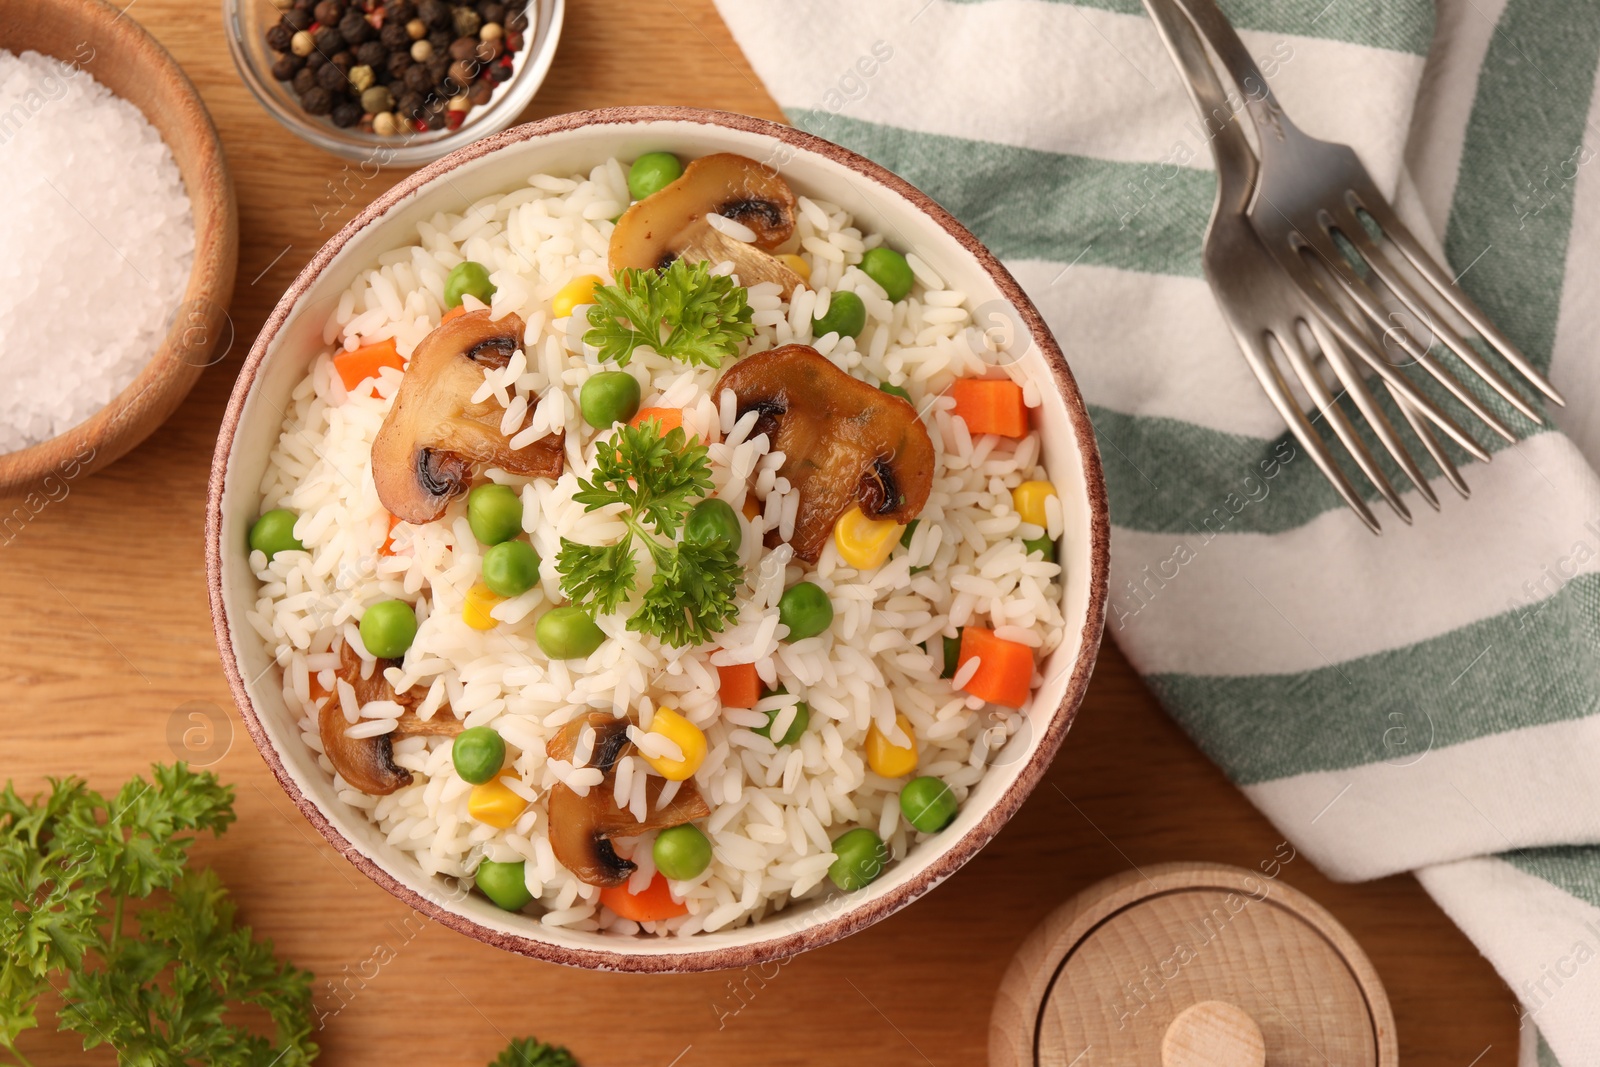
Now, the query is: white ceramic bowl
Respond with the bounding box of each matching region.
[207,107,1109,972]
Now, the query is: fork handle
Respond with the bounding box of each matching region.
[1167,0,1306,151]
[1139,0,1256,210]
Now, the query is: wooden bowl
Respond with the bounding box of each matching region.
[0,0,237,496]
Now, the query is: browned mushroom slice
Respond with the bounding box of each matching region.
[545,713,711,887]
[371,309,564,524]
[714,344,936,563]
[610,153,806,297]
[315,642,459,795]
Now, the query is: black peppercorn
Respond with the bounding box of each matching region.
[305,48,328,69]
[312,26,345,53]
[338,11,373,43]
[329,50,352,72]
[467,79,492,106]
[378,20,409,48]
[265,23,294,53]
[402,63,432,92]
[386,0,417,22]
[418,0,449,28]
[300,86,335,115]
[426,109,446,130]
[270,54,304,80]
[386,51,413,79]
[316,61,347,90]
[489,62,511,82]
[396,91,424,118]
[355,39,386,66]
[427,29,452,54]
[427,55,450,80]
[331,100,363,127]
[505,7,528,31]
[478,2,505,24]
[282,8,313,31]
[313,0,343,24]
[292,66,319,94]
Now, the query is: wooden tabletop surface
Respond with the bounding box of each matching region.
[0,1,1521,1063]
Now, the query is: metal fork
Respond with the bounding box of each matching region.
[1141,0,1492,531]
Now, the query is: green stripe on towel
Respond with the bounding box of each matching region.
[1147,571,1600,784]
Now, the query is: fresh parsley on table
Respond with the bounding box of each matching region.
[556,418,743,647]
[583,259,755,369]
[0,764,316,1067]
[489,1036,579,1067]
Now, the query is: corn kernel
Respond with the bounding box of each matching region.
[463,582,504,631]
[866,713,918,778]
[552,274,603,318]
[640,707,707,781]
[1012,480,1057,528]
[778,254,811,283]
[468,771,527,828]
[833,506,901,571]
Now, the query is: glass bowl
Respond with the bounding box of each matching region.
[222,0,564,167]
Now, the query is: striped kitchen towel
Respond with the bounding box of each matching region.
[715,0,1600,1063]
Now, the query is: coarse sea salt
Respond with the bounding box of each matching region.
[0,50,194,454]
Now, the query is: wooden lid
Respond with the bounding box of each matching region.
[990,863,1397,1066]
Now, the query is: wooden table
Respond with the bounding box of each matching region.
[0,2,1520,1063]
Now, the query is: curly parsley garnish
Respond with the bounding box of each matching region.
[556,419,743,647]
[489,1036,579,1067]
[0,764,317,1067]
[583,259,755,369]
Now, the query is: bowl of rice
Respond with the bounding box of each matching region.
[207,106,1108,971]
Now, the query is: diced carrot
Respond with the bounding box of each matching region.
[630,407,684,434]
[333,337,404,392]
[949,378,1028,438]
[718,661,762,709]
[442,304,469,323]
[599,873,688,923]
[741,495,761,522]
[956,627,1034,709]
[379,512,401,556]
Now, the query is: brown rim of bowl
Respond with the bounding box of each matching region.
[0,0,238,496]
[206,106,1110,973]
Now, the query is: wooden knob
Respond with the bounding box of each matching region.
[1162,1001,1266,1067]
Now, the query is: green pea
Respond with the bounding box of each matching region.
[467,483,523,545]
[754,694,809,746]
[899,776,959,833]
[249,508,303,560]
[828,827,889,892]
[536,606,606,660]
[444,260,496,308]
[926,631,962,679]
[1023,534,1056,562]
[452,726,506,785]
[859,247,915,302]
[812,290,867,339]
[580,371,642,429]
[778,582,833,641]
[482,540,540,597]
[475,859,533,911]
[628,151,684,201]
[359,600,418,660]
[879,382,911,403]
[653,824,712,881]
[685,498,742,551]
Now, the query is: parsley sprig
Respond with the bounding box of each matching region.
[490,1036,579,1067]
[0,764,316,1067]
[583,259,755,369]
[556,419,743,647]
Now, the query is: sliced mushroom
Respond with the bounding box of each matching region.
[545,713,711,887]
[609,153,806,297]
[316,642,459,796]
[371,310,564,524]
[714,344,936,563]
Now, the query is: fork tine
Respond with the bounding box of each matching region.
[1355,196,1565,407]
[1336,221,1547,426]
[1275,249,1497,461]
[1303,313,1439,510]
[1229,325,1381,532]
[1394,394,1471,499]
[1280,238,1504,454]
[1276,324,1411,523]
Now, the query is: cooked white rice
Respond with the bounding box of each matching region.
[248,157,1066,936]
